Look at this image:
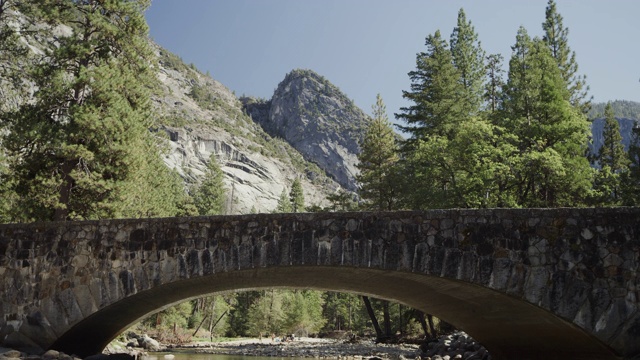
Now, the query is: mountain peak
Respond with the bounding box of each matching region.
[244,69,368,191]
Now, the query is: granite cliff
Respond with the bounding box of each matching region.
[150,50,356,213]
[242,69,368,191]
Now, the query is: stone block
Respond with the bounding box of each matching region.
[524,266,550,306]
[72,285,97,317]
[594,298,636,342]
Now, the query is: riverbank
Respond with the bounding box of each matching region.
[156,331,491,360]
[0,331,490,360]
[164,337,421,359]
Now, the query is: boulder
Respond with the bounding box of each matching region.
[137,335,160,351]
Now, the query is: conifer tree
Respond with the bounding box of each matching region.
[542,0,590,111]
[289,178,305,213]
[622,123,640,205]
[484,54,505,115]
[276,188,293,213]
[396,30,463,145]
[0,0,182,221]
[192,155,226,216]
[593,103,629,205]
[0,0,32,113]
[326,190,357,212]
[598,103,629,171]
[397,28,515,209]
[357,94,399,210]
[450,8,485,117]
[501,28,593,207]
[247,290,285,337]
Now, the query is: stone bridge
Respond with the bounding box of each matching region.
[0,208,639,359]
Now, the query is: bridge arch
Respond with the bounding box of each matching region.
[1,209,638,359]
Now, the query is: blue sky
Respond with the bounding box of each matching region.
[145,0,640,121]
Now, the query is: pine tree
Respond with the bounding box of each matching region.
[598,103,629,171]
[450,8,486,117]
[396,30,463,144]
[192,155,226,216]
[622,124,640,205]
[397,28,515,209]
[357,94,399,210]
[0,0,30,113]
[276,188,293,213]
[404,116,517,209]
[289,178,305,213]
[326,190,356,212]
[484,54,505,115]
[501,28,593,207]
[282,290,325,336]
[172,177,199,217]
[1,0,181,221]
[542,0,590,111]
[592,103,629,205]
[247,290,285,337]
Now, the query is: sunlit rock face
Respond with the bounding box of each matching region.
[243,69,368,191]
[152,52,344,214]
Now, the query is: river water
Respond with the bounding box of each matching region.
[144,353,304,360]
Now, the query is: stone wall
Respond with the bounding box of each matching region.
[0,208,638,359]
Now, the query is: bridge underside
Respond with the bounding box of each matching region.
[50,266,617,360]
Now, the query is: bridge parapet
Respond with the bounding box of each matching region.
[0,208,638,359]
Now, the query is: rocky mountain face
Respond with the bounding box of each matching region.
[243,69,368,191]
[150,49,347,213]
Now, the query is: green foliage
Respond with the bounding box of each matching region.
[289,178,305,213]
[393,6,595,210]
[326,190,358,212]
[188,83,220,110]
[158,49,189,73]
[357,94,399,210]
[0,149,17,222]
[484,54,505,114]
[396,26,517,209]
[137,289,439,340]
[144,301,193,331]
[450,8,486,117]
[192,155,226,216]
[402,118,517,209]
[247,290,285,336]
[542,0,590,111]
[227,291,261,337]
[0,0,31,114]
[500,32,593,207]
[275,188,292,213]
[621,123,640,205]
[321,292,369,333]
[0,0,186,221]
[282,290,325,337]
[396,30,464,144]
[592,103,629,205]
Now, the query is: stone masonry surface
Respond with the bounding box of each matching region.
[0,208,638,359]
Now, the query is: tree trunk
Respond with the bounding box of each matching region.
[208,298,216,341]
[416,311,430,337]
[427,314,436,337]
[192,314,209,337]
[383,300,392,337]
[362,296,383,340]
[54,160,75,221]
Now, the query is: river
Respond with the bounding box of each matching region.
[145,353,304,360]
